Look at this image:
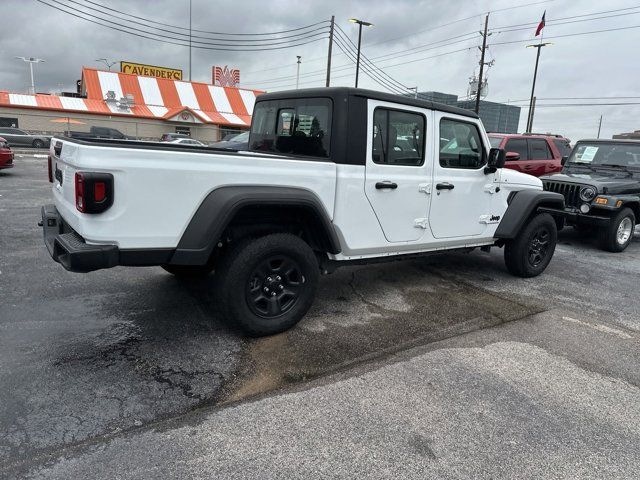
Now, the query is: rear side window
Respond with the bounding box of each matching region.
[372,108,425,166]
[553,139,572,157]
[250,98,332,158]
[529,138,553,160]
[505,138,528,161]
[439,118,485,169]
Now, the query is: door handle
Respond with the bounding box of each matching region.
[435,182,455,190]
[375,181,398,190]
[523,164,534,170]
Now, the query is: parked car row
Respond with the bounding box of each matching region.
[0,127,51,149]
[488,133,571,177]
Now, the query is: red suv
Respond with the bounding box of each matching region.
[0,137,14,170]
[488,133,571,177]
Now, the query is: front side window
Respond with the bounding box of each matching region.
[529,138,553,160]
[439,118,485,169]
[372,108,425,166]
[250,98,331,158]
[505,138,529,161]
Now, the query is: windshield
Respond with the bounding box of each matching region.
[488,136,503,148]
[569,142,640,167]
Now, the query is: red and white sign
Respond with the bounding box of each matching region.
[213,66,240,87]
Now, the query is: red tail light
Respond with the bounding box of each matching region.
[75,172,114,214]
[47,155,53,183]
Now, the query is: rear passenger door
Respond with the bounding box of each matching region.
[504,138,530,173]
[528,138,555,176]
[364,101,432,242]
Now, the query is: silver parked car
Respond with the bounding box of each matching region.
[0,127,51,148]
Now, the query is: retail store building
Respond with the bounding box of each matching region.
[0,67,262,142]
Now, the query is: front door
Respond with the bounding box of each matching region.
[364,101,432,243]
[429,114,495,238]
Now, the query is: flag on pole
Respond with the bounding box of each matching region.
[535,11,546,36]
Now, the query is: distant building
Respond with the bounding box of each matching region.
[613,130,640,140]
[413,91,521,134]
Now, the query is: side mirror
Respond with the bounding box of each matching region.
[506,151,521,161]
[561,155,568,166]
[485,147,506,174]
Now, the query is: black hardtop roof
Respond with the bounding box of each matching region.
[256,87,479,119]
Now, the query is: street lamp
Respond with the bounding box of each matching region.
[525,42,552,132]
[296,56,302,89]
[15,56,45,95]
[95,58,117,71]
[348,18,373,88]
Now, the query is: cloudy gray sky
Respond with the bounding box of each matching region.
[1,0,639,140]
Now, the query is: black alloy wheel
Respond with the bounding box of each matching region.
[246,255,305,318]
[527,227,551,268]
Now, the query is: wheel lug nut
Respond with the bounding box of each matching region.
[267,276,272,282]
[271,292,276,297]
[279,285,284,290]
[276,276,281,281]
[263,287,269,292]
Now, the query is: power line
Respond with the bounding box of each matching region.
[242,0,557,76]
[37,0,330,48]
[493,10,640,34]
[78,0,330,36]
[61,0,331,42]
[489,23,640,47]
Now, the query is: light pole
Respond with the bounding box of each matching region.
[525,42,552,132]
[15,56,45,95]
[296,55,302,89]
[95,58,117,71]
[348,18,373,88]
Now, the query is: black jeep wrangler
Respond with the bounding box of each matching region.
[540,139,640,252]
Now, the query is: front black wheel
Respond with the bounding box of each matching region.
[504,213,557,278]
[599,207,635,252]
[214,233,319,336]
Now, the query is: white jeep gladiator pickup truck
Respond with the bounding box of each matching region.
[41,87,564,335]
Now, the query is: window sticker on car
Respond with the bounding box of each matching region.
[579,146,599,162]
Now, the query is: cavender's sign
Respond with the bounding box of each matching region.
[120,61,182,80]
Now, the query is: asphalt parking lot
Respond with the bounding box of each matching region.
[1,156,640,479]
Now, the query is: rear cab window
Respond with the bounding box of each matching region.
[250,98,332,158]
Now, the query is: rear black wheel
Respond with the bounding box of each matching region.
[32,139,45,149]
[214,233,319,336]
[504,213,557,277]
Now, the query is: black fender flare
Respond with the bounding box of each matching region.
[170,186,341,265]
[494,190,565,240]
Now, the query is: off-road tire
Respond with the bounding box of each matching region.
[32,139,45,149]
[161,263,215,278]
[504,213,557,278]
[599,207,635,252]
[213,233,319,337]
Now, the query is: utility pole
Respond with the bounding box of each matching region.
[349,18,373,88]
[597,115,603,138]
[525,42,552,132]
[474,13,489,114]
[325,15,335,87]
[296,56,302,89]
[15,56,45,95]
[188,0,192,81]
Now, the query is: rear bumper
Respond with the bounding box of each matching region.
[41,204,119,272]
[41,205,175,272]
[537,206,611,227]
[0,151,14,168]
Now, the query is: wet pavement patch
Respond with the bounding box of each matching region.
[220,260,542,404]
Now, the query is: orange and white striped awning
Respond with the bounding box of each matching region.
[0,67,264,127]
